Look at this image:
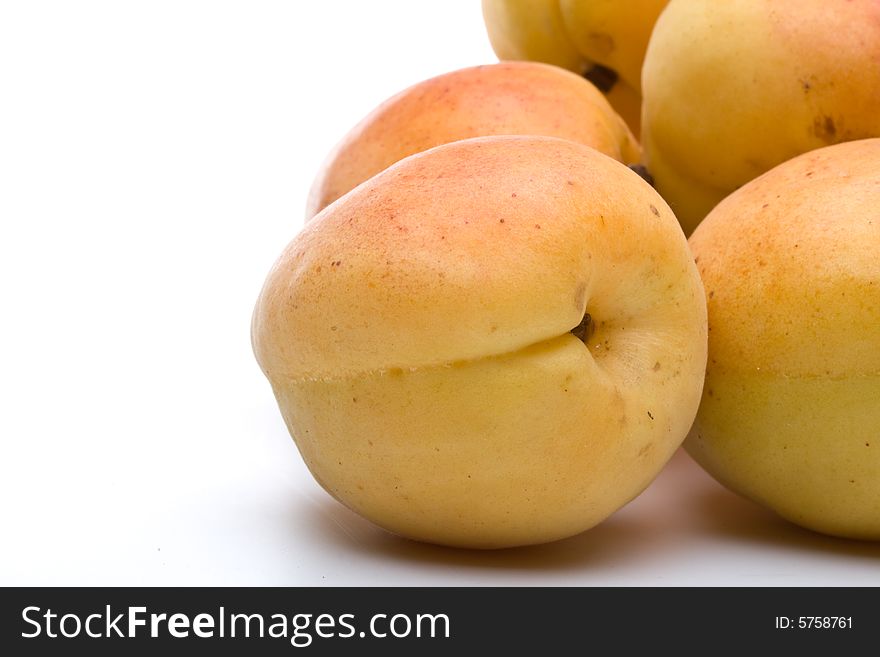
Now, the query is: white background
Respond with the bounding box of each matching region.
[2,0,878,586]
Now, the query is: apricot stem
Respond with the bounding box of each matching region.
[571,313,595,343]
[582,64,618,93]
[628,164,655,187]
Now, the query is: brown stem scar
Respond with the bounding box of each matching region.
[629,164,655,187]
[583,64,618,93]
[571,313,595,343]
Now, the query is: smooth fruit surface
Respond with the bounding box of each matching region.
[481,0,588,72]
[255,136,707,548]
[687,139,880,540]
[559,0,668,95]
[482,0,667,133]
[642,0,880,234]
[306,61,638,218]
